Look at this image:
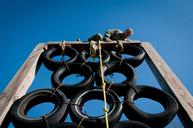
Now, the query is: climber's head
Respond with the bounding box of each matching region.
[124,28,133,38]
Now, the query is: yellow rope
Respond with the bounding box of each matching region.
[98,40,109,128]
[89,41,92,56]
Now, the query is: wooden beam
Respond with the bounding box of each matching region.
[141,42,193,127]
[46,40,141,45]
[0,43,45,125]
[46,40,141,52]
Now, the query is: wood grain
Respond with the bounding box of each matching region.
[0,43,45,125]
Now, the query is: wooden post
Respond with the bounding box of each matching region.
[141,42,193,127]
[0,43,45,125]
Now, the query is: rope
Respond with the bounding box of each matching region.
[80,60,88,67]
[106,82,114,92]
[80,54,96,67]
[50,84,63,98]
[77,111,88,128]
[123,81,138,94]
[59,41,66,61]
[89,40,98,57]
[116,40,124,53]
[63,62,70,72]
[119,57,124,65]
[98,40,109,128]
[89,41,93,56]
[63,100,83,107]
[59,41,65,54]
[42,115,49,128]
[43,44,48,51]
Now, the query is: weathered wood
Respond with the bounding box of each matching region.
[46,40,141,52]
[141,42,193,127]
[46,40,141,45]
[0,43,45,125]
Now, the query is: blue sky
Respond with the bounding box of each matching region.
[0,0,193,127]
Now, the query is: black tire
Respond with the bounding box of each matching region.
[11,89,68,128]
[43,45,79,71]
[50,122,84,128]
[51,63,94,99]
[110,45,145,68]
[113,121,150,128]
[123,85,179,128]
[69,88,123,128]
[80,49,110,72]
[96,61,136,96]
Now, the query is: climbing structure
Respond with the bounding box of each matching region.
[0,40,193,128]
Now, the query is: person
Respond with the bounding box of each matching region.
[88,28,133,42]
[103,28,133,41]
[88,33,103,42]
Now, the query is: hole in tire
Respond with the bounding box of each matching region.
[121,54,135,59]
[62,73,85,85]
[87,57,100,62]
[106,72,127,83]
[134,98,164,114]
[27,102,55,118]
[83,99,110,117]
[52,55,70,62]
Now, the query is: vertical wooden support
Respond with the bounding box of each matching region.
[0,43,45,125]
[141,42,193,127]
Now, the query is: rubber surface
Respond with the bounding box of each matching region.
[96,61,136,96]
[11,89,68,128]
[69,88,123,128]
[43,46,79,71]
[113,121,150,128]
[123,85,179,128]
[50,122,84,128]
[51,63,94,98]
[110,45,145,68]
[80,49,110,72]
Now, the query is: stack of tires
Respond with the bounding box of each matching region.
[10,44,179,128]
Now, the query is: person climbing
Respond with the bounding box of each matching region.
[88,28,133,42]
[87,28,133,54]
[88,33,103,42]
[103,28,133,41]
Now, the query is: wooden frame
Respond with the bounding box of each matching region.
[0,41,192,127]
[142,43,193,127]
